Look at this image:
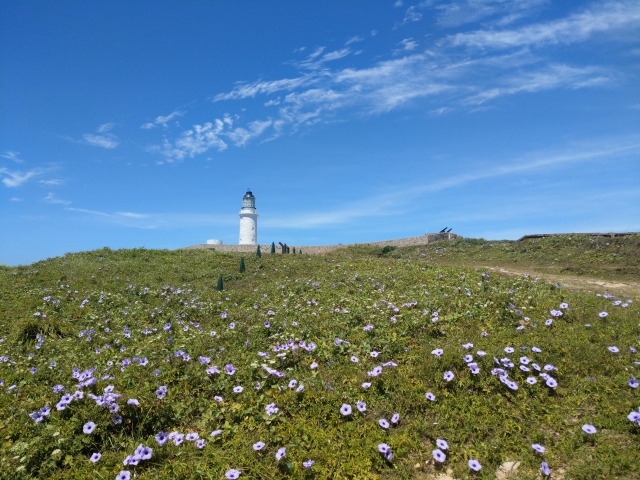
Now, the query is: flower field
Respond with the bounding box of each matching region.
[0,242,638,479]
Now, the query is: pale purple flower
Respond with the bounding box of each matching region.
[378,443,391,454]
[83,421,96,434]
[608,346,619,353]
[173,433,184,445]
[186,432,199,441]
[443,371,454,382]
[351,356,359,363]
[432,448,446,463]
[379,418,390,429]
[89,452,101,463]
[436,438,448,450]
[340,404,352,416]
[116,471,131,480]
[196,438,206,449]
[545,319,553,326]
[253,441,265,451]
[303,459,315,469]
[210,429,222,437]
[425,392,436,401]
[627,410,640,424]
[560,302,569,309]
[155,432,168,446]
[391,413,400,424]
[463,354,473,363]
[431,348,444,357]
[275,447,286,460]
[310,362,318,369]
[127,398,139,406]
[225,364,236,375]
[504,346,514,354]
[599,312,608,318]
[214,396,223,402]
[532,443,546,453]
[233,386,243,393]
[288,380,297,388]
[468,459,482,471]
[629,378,639,389]
[582,424,597,434]
[532,347,542,353]
[540,461,551,476]
[527,377,537,385]
[225,469,241,479]
[462,343,473,350]
[362,382,372,389]
[356,401,367,412]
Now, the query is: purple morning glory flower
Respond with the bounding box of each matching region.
[608,346,619,353]
[532,443,545,453]
[527,377,537,385]
[225,364,236,375]
[582,424,597,434]
[379,418,390,429]
[210,429,223,437]
[356,401,367,412]
[155,432,168,446]
[127,398,139,406]
[504,346,514,354]
[431,348,444,357]
[173,433,184,445]
[225,469,241,479]
[391,413,400,424]
[627,410,640,424]
[432,449,446,463]
[186,433,199,441]
[340,404,352,416]
[436,438,448,450]
[546,378,558,388]
[233,386,243,393]
[116,471,131,480]
[443,371,454,382]
[378,443,391,454]
[196,438,206,449]
[362,382,372,389]
[560,302,569,309]
[545,319,553,326]
[425,392,436,401]
[303,459,315,469]
[599,312,608,318]
[468,459,482,471]
[540,461,551,476]
[629,378,639,389]
[89,452,101,463]
[83,421,96,434]
[253,441,265,451]
[275,447,286,460]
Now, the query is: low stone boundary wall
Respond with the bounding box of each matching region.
[180,233,460,255]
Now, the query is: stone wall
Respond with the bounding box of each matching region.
[180,233,460,255]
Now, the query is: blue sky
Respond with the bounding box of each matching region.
[1,1,639,266]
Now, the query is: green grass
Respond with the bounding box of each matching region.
[386,234,640,282]
[0,242,638,479]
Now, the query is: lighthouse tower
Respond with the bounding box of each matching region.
[239,189,258,245]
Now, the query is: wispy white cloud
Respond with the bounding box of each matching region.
[401,5,423,24]
[39,179,63,186]
[345,35,364,45]
[66,207,236,229]
[213,76,314,101]
[1,151,23,163]
[83,134,118,149]
[226,120,273,147]
[434,0,547,28]
[44,192,71,205]
[264,135,640,229]
[462,64,614,105]
[10,197,23,202]
[446,1,640,49]
[0,167,44,187]
[97,122,114,133]
[398,38,418,51]
[141,110,185,129]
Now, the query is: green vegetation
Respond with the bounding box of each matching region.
[399,234,640,282]
[239,258,246,274]
[0,237,638,479]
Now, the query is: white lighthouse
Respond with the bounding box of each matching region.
[238,189,258,245]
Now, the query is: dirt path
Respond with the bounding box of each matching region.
[483,265,640,299]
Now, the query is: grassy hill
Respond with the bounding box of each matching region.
[0,236,639,479]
